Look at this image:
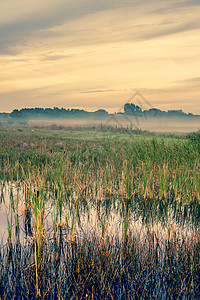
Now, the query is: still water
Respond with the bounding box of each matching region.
[0,181,198,245]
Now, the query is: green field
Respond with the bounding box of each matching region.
[0,127,200,299]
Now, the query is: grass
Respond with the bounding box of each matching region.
[0,126,200,299]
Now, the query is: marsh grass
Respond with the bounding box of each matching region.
[0,230,199,299]
[0,128,200,299]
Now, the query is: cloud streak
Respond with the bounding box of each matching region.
[1,0,200,53]
[0,0,200,113]
[0,0,135,53]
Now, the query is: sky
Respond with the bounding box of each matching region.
[0,0,200,113]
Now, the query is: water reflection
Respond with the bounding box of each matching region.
[0,181,199,244]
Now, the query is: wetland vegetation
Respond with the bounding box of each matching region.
[0,126,200,299]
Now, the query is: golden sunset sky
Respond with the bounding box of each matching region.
[0,0,200,113]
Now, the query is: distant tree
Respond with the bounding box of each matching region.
[146,108,162,117]
[124,103,142,114]
[10,109,24,118]
[94,109,108,115]
[167,110,186,117]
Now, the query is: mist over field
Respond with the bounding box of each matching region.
[24,117,199,134]
[1,102,200,133]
